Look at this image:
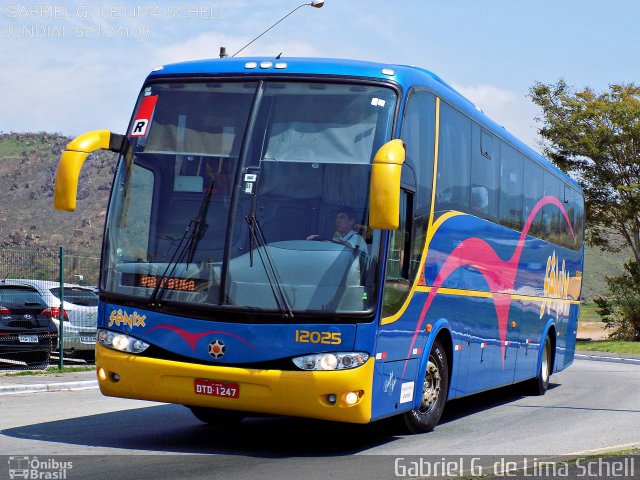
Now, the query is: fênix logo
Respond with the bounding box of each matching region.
[8,456,72,479]
[108,309,146,329]
[540,251,571,320]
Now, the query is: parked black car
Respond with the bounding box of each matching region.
[0,284,58,368]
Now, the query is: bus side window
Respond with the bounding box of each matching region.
[499,145,524,231]
[382,190,413,317]
[436,102,471,213]
[401,90,435,215]
[523,159,543,237]
[470,127,499,220]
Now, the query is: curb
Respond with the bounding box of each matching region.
[575,350,640,365]
[0,380,98,396]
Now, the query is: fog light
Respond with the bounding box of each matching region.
[110,373,120,382]
[344,392,358,405]
[327,394,337,404]
[97,368,107,381]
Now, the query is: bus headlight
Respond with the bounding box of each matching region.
[292,352,369,371]
[98,329,149,354]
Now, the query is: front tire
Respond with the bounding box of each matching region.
[403,338,449,433]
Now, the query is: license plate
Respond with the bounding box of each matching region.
[80,335,96,343]
[194,379,239,399]
[18,334,38,343]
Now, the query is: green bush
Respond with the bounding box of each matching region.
[594,260,640,341]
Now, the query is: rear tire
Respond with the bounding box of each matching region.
[525,334,553,395]
[186,406,245,427]
[403,338,449,433]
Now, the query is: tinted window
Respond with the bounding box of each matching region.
[50,288,99,307]
[401,91,436,214]
[383,190,412,316]
[522,159,544,236]
[542,173,563,242]
[471,126,499,220]
[564,186,584,250]
[436,102,471,212]
[0,287,45,306]
[499,144,524,230]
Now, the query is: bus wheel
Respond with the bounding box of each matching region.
[186,406,244,427]
[526,334,553,395]
[403,338,449,433]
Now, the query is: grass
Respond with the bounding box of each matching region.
[0,135,37,156]
[1,365,95,377]
[579,301,601,323]
[582,243,632,300]
[576,340,640,354]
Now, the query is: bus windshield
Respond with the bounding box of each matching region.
[101,80,397,316]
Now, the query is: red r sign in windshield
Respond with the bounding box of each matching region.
[130,95,158,137]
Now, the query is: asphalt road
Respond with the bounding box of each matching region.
[1,358,639,479]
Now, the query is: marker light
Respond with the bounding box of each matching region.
[98,328,149,354]
[260,61,273,69]
[245,62,257,69]
[292,352,369,371]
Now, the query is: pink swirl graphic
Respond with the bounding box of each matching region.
[403,196,575,375]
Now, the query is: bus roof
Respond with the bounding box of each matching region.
[148,57,581,192]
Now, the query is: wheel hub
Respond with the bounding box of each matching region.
[420,360,441,413]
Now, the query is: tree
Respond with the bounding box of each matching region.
[530,81,640,341]
[593,261,640,341]
[529,81,640,263]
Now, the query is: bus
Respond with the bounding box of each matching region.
[53,58,584,432]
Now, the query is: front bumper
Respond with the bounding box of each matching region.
[96,344,374,424]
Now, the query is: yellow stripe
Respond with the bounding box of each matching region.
[429,97,440,230]
[413,285,581,304]
[381,98,443,326]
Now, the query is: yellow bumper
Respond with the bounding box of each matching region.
[96,344,374,424]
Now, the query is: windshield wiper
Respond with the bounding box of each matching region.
[147,182,215,306]
[147,218,196,306]
[245,212,293,319]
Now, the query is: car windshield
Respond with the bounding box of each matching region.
[102,80,397,316]
[50,288,99,307]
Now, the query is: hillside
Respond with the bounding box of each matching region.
[0,132,116,253]
[0,132,629,299]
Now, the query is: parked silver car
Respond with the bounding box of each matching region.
[3,279,98,355]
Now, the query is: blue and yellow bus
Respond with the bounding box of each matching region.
[54,58,584,432]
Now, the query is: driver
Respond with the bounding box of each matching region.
[307,207,368,256]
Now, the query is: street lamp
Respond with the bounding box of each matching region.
[231,1,324,58]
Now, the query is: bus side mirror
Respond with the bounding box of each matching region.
[53,130,125,211]
[368,139,406,230]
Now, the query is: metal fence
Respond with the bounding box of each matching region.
[0,247,100,370]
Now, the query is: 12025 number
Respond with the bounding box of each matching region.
[295,330,341,345]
